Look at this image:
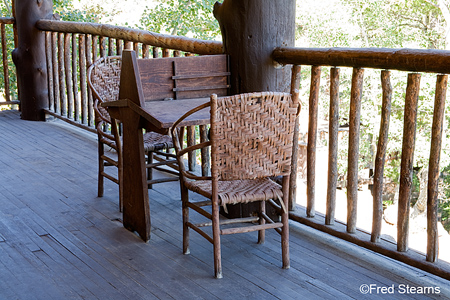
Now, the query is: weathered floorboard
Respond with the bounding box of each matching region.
[0,110,448,299]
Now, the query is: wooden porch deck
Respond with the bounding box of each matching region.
[0,109,449,300]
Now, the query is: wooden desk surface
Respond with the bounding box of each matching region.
[103,97,210,130]
[143,97,210,129]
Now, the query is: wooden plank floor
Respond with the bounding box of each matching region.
[0,109,449,300]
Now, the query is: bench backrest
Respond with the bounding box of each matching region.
[119,50,229,107]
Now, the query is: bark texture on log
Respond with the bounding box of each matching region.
[347,68,364,234]
[37,20,223,55]
[12,0,53,121]
[326,67,340,225]
[397,73,421,252]
[307,66,321,218]
[214,0,295,94]
[371,70,392,243]
[427,75,447,262]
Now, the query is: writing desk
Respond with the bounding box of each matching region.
[101,48,229,241]
[103,97,210,241]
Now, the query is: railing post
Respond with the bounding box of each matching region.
[307,66,321,218]
[288,65,301,211]
[427,74,447,262]
[326,67,340,225]
[372,70,392,243]
[347,67,364,233]
[12,0,53,121]
[397,73,421,252]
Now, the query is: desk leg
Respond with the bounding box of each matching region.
[121,107,151,242]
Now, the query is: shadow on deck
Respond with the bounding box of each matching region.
[0,109,448,299]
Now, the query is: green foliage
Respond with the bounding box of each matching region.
[53,0,102,22]
[139,0,221,40]
[297,0,450,195]
[299,0,450,49]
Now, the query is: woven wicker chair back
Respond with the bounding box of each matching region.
[90,56,121,120]
[210,92,298,181]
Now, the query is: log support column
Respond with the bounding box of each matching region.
[214,0,296,94]
[12,0,53,121]
[214,0,296,218]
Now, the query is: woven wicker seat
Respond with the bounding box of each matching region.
[88,56,178,211]
[171,91,299,278]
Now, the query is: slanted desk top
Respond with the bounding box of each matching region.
[103,97,210,132]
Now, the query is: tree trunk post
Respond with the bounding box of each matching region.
[213,0,296,218]
[214,0,296,94]
[12,0,53,121]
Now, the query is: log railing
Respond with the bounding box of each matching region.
[273,47,450,280]
[0,17,17,106]
[35,20,222,132]
[36,20,222,173]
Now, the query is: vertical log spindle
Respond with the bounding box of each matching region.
[326,67,340,225]
[187,126,196,171]
[52,32,60,114]
[64,33,73,119]
[371,70,392,242]
[86,35,94,126]
[289,64,301,211]
[1,24,10,102]
[91,35,98,59]
[347,67,364,233]
[79,34,87,125]
[200,125,210,176]
[58,32,66,116]
[142,44,149,59]
[45,31,54,111]
[153,46,159,58]
[72,33,79,122]
[427,74,447,262]
[99,36,106,57]
[116,39,123,56]
[397,73,421,252]
[307,66,321,217]
[108,37,114,56]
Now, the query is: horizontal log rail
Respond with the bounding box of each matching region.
[273,47,450,74]
[36,20,223,56]
[0,17,14,24]
[274,46,450,280]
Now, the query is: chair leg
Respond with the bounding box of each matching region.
[118,150,124,212]
[147,151,153,189]
[181,183,190,255]
[281,176,290,269]
[212,199,222,279]
[98,142,104,198]
[258,200,265,244]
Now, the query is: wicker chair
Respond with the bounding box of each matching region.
[88,56,178,210]
[171,92,299,278]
